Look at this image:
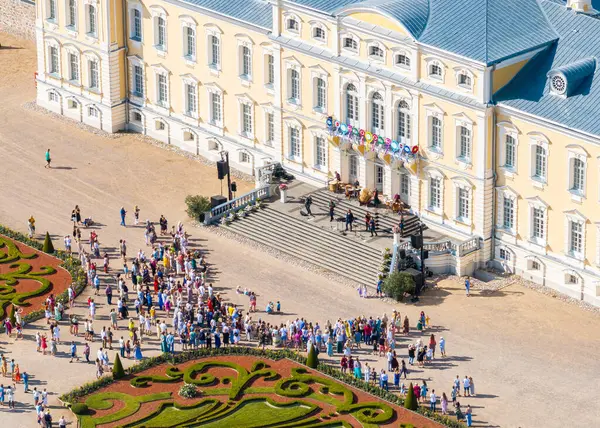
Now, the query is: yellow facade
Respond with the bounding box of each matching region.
[34,0,600,306]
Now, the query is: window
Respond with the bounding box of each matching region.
[209,35,220,67]
[241,46,251,78]
[133,65,143,96]
[69,54,79,81]
[458,73,472,88]
[429,178,441,209]
[571,158,585,192]
[371,92,384,134]
[315,78,326,110]
[457,188,469,220]
[315,137,326,168]
[369,45,384,59]
[430,117,442,149]
[551,75,566,95]
[343,37,358,51]
[290,128,300,158]
[349,155,359,180]
[290,69,300,101]
[287,18,299,32]
[267,54,274,85]
[88,106,98,118]
[88,5,97,36]
[211,92,221,123]
[49,91,58,102]
[313,26,325,41]
[68,99,78,109]
[503,197,514,230]
[534,145,547,180]
[499,249,511,261]
[458,126,471,161]
[266,113,275,144]
[242,104,252,134]
[429,63,442,78]
[241,152,250,163]
[89,60,99,89]
[68,0,76,27]
[531,260,540,270]
[157,17,166,49]
[532,207,545,240]
[156,120,165,130]
[185,84,196,115]
[505,135,516,169]
[345,84,358,123]
[567,274,578,284]
[185,27,196,59]
[569,221,583,254]
[401,174,410,196]
[132,9,142,40]
[157,74,167,105]
[133,112,142,122]
[48,0,56,20]
[49,46,59,74]
[397,101,411,141]
[396,54,410,68]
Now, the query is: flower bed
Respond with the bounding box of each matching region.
[60,348,462,428]
[0,226,86,325]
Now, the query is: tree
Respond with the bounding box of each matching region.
[306,343,319,369]
[404,382,418,410]
[185,195,212,222]
[42,232,54,254]
[112,353,126,379]
[382,271,415,301]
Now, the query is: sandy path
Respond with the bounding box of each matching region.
[0,33,599,428]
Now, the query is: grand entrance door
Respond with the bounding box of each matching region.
[400,173,410,203]
[375,164,384,193]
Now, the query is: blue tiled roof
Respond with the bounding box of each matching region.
[550,57,596,96]
[495,1,600,136]
[181,0,272,29]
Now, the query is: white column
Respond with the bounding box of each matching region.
[272,0,281,37]
[332,17,340,57]
[358,76,367,130]
[409,89,419,147]
[474,109,494,264]
[409,171,420,214]
[331,147,343,179]
[384,165,393,197]
[333,66,341,120]
[358,156,368,188]
[272,43,283,162]
[384,83,393,138]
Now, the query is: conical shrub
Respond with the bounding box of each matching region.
[42,232,55,254]
[306,343,319,369]
[113,353,126,379]
[404,382,418,410]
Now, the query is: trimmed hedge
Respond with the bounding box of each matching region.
[404,383,418,411]
[60,348,463,427]
[42,231,55,254]
[0,225,87,328]
[113,353,126,379]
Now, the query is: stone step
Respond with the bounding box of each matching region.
[224,208,383,286]
[307,190,424,236]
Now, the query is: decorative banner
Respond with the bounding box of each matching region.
[325,116,419,161]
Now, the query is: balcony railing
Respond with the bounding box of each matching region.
[204,186,271,225]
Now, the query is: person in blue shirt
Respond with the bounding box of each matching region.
[70,341,79,363]
[120,207,127,226]
[465,276,471,297]
[345,209,354,231]
[22,371,29,392]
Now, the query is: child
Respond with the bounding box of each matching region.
[425,314,431,328]
[393,368,400,388]
[103,253,109,273]
[276,301,281,313]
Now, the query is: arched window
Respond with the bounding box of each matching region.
[287,18,299,32]
[429,62,442,77]
[343,37,358,51]
[371,92,384,134]
[313,26,325,41]
[397,100,411,141]
[458,72,472,88]
[396,54,410,68]
[345,83,358,124]
[369,45,384,59]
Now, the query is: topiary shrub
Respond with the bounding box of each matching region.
[404,382,418,411]
[42,232,54,254]
[382,271,415,301]
[179,383,199,399]
[70,403,89,415]
[113,353,126,379]
[306,344,318,369]
[185,195,212,222]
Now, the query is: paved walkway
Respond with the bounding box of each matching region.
[1,33,600,428]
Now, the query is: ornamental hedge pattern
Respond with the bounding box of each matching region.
[60,348,463,428]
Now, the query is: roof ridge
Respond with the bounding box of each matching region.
[485,0,489,64]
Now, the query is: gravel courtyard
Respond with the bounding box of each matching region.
[1,33,599,428]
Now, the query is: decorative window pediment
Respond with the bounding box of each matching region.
[526,196,549,209]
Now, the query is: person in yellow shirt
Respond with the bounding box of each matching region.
[28,216,36,238]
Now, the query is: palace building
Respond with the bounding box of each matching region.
[34,0,600,306]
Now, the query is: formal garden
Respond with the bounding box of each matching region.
[0,226,86,325]
[62,349,446,428]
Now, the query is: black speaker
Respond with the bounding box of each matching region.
[399,249,406,259]
[210,195,227,208]
[404,267,424,291]
[411,234,423,249]
[217,160,228,179]
[231,182,237,192]
[423,250,429,260]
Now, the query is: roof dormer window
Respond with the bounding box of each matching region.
[344,37,357,50]
[547,57,596,97]
[550,74,566,95]
[287,18,299,32]
[369,45,384,59]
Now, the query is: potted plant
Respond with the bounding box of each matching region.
[243,205,252,216]
[279,183,288,203]
[185,195,212,223]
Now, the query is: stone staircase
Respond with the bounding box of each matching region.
[306,189,425,237]
[224,207,383,286]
